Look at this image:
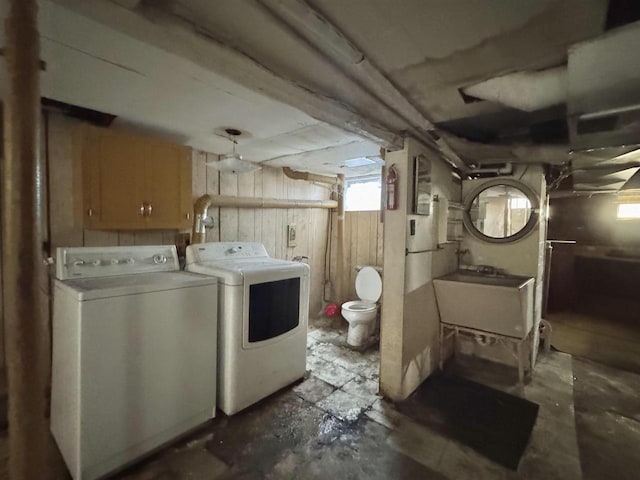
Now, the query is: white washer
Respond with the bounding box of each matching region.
[186,242,309,415]
[51,245,218,480]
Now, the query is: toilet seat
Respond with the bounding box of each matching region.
[342,267,382,313]
[354,267,382,303]
[341,267,382,347]
[342,300,376,312]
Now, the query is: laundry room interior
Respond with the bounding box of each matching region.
[1,1,640,480]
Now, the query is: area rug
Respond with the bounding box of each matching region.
[396,373,539,470]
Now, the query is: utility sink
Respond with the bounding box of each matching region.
[433,271,534,338]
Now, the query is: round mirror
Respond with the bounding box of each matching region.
[463,180,539,243]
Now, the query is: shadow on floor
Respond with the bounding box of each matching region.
[547,294,640,373]
[396,372,539,470]
[9,322,637,480]
[573,357,640,480]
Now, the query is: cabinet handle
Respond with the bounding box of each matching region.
[87,208,94,217]
[186,212,191,220]
[139,202,153,217]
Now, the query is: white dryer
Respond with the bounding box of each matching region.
[186,242,309,415]
[51,245,218,480]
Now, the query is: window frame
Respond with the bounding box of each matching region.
[344,174,382,212]
[616,202,640,220]
[462,179,540,244]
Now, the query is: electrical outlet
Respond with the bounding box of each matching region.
[287,224,297,247]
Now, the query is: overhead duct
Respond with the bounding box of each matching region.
[569,22,640,149]
[467,163,513,178]
[282,167,341,186]
[462,66,567,112]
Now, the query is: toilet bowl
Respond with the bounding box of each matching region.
[342,266,382,347]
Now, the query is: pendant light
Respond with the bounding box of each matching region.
[207,128,261,174]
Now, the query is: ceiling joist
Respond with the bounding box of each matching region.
[258,0,468,170]
[52,0,404,150]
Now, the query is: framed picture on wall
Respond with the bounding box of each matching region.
[413,154,432,215]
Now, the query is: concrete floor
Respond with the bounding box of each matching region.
[1,320,638,479]
[573,357,640,480]
[110,320,640,480]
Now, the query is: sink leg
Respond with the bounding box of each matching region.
[439,324,444,371]
[517,341,524,386]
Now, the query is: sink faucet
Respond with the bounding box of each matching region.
[475,265,497,275]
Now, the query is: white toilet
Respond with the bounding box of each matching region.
[341,266,383,347]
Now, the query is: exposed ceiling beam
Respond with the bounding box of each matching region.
[258,0,434,131]
[51,0,403,150]
[257,0,468,171]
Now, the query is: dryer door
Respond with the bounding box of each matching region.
[247,276,301,344]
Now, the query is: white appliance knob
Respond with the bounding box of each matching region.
[153,254,167,264]
[92,259,101,266]
[110,258,119,265]
[126,257,135,265]
[229,246,243,254]
[73,260,85,266]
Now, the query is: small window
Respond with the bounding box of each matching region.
[345,176,381,212]
[617,203,640,219]
[509,197,531,209]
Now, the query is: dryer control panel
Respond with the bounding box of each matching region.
[187,242,270,263]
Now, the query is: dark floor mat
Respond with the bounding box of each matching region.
[396,373,539,470]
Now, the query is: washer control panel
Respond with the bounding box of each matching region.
[56,245,179,280]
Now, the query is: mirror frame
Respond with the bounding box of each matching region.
[462,179,540,244]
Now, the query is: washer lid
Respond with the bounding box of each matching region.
[56,271,217,301]
[355,267,382,302]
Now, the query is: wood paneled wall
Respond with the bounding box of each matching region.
[46,112,330,316]
[192,151,330,315]
[329,211,384,302]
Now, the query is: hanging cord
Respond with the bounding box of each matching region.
[322,184,339,302]
[518,164,530,181]
[549,164,571,191]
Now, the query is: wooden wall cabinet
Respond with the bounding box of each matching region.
[79,125,192,230]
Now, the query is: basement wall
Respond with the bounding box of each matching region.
[547,193,640,310]
[458,164,547,366]
[380,137,460,401]
[192,151,330,316]
[549,193,640,247]
[44,111,330,316]
[328,211,383,306]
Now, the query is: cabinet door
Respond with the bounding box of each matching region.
[143,139,192,230]
[84,127,146,229]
